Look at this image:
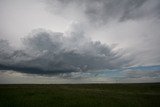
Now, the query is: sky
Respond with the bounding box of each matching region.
[0,0,160,83]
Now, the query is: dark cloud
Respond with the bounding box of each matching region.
[0,27,131,75]
[0,0,160,84]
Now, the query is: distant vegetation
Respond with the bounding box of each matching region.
[0,83,160,107]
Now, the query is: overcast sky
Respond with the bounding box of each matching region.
[0,0,160,83]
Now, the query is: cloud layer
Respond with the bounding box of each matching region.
[46,0,160,24]
[0,24,130,75]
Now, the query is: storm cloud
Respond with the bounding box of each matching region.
[0,0,160,83]
[0,25,130,75]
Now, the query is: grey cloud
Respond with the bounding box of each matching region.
[46,0,160,25]
[0,40,13,64]
[0,28,131,75]
[45,0,160,66]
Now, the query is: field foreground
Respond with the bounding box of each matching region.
[0,83,160,107]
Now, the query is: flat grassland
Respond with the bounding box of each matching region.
[0,83,160,107]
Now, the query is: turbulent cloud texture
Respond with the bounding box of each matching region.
[0,0,160,83]
[46,0,160,66]
[0,25,130,75]
[46,0,160,24]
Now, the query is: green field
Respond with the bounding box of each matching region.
[0,83,160,107]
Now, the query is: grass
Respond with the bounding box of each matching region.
[0,83,160,107]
